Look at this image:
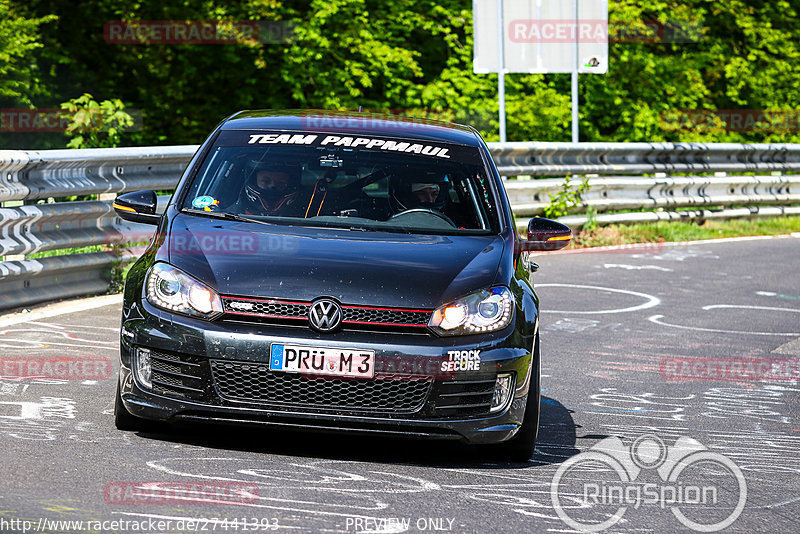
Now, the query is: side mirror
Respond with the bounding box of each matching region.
[519,217,572,252]
[113,190,160,225]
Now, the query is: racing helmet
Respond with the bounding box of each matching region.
[243,161,301,212]
[388,169,451,212]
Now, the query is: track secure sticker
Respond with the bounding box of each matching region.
[192,195,219,211]
[442,350,481,372]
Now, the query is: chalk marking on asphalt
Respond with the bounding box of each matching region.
[531,232,800,256]
[26,321,65,329]
[537,284,661,315]
[147,458,396,502]
[756,292,800,301]
[763,495,800,509]
[0,294,123,328]
[113,498,393,523]
[702,304,800,313]
[648,315,800,336]
[0,339,118,350]
[772,338,800,356]
[602,264,673,272]
[0,328,117,344]
[29,320,121,331]
[368,471,441,491]
[0,397,76,421]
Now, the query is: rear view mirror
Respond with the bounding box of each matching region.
[519,217,572,252]
[113,190,160,225]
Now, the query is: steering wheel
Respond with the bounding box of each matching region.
[388,208,457,228]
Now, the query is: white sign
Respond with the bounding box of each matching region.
[473,0,608,74]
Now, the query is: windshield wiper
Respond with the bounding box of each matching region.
[182,208,274,226]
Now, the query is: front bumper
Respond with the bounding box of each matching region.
[119,299,537,445]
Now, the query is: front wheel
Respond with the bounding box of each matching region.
[114,382,142,431]
[486,333,540,462]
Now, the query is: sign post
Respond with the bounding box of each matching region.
[473,0,608,143]
[571,0,579,143]
[497,0,507,142]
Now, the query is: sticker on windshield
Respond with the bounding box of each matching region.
[192,196,218,210]
[247,133,451,159]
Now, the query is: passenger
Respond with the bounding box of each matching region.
[388,172,451,213]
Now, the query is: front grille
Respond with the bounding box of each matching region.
[342,306,429,326]
[432,378,495,417]
[148,348,206,400]
[222,298,308,320]
[210,360,431,413]
[221,296,431,331]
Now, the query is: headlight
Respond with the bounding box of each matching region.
[429,287,514,336]
[145,263,223,319]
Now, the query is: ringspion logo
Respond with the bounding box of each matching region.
[552,434,746,532]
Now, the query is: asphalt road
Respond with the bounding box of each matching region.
[1,235,799,533]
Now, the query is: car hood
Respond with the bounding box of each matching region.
[165,213,504,309]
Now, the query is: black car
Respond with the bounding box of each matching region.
[112,110,571,460]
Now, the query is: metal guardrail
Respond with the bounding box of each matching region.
[0,145,196,202]
[505,174,800,225]
[491,142,800,176]
[1,142,799,311]
[0,252,121,311]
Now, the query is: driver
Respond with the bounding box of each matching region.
[388,171,451,214]
[241,163,302,216]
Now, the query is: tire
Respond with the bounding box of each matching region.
[487,333,541,462]
[114,383,144,431]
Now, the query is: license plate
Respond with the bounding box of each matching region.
[269,344,375,378]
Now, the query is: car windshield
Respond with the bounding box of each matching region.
[180,130,499,235]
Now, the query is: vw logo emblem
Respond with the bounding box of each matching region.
[308,299,343,332]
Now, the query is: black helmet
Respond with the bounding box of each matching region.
[243,161,301,213]
[388,170,451,212]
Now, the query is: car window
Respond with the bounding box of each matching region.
[180,130,499,235]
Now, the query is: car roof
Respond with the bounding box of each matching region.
[220,109,483,147]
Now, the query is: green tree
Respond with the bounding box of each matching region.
[0,1,56,106]
[60,92,134,148]
[14,0,800,147]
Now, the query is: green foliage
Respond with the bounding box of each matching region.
[543,176,591,219]
[107,242,127,294]
[569,216,800,249]
[0,1,55,106]
[60,93,134,148]
[583,204,599,233]
[4,0,800,147]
